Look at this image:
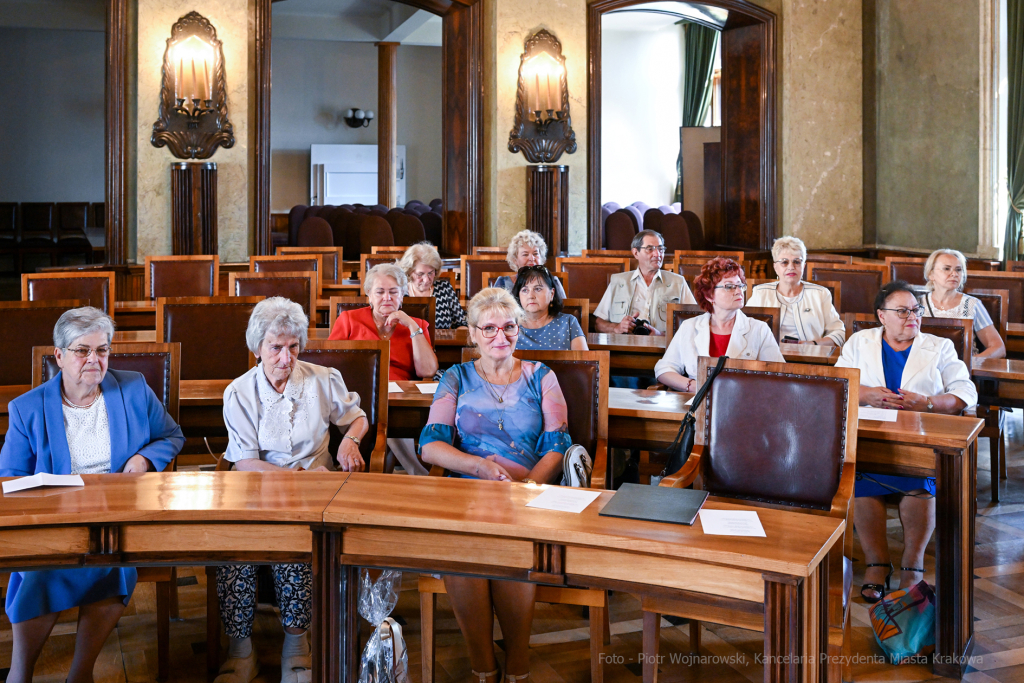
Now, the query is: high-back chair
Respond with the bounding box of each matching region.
[0,299,85,389]
[359,253,398,282]
[884,256,927,285]
[156,297,263,380]
[229,272,315,318]
[844,313,974,366]
[560,298,590,332]
[806,263,889,315]
[460,255,514,301]
[22,271,115,315]
[642,208,664,236]
[392,213,425,246]
[659,212,691,252]
[581,250,640,268]
[643,357,858,683]
[419,210,443,246]
[276,246,343,284]
[144,255,220,299]
[296,216,334,246]
[357,214,395,254]
[961,271,1024,323]
[555,257,631,308]
[327,296,435,344]
[287,204,308,246]
[743,278,844,318]
[250,254,321,300]
[420,349,612,683]
[679,210,704,250]
[471,246,507,255]
[370,245,408,256]
[806,252,853,265]
[604,211,637,250]
[965,288,1009,345]
[665,304,781,346]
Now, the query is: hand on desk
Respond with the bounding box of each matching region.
[861,385,902,409]
[475,457,512,482]
[884,390,929,412]
[336,439,366,472]
[123,454,151,473]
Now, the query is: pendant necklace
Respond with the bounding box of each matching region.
[478,360,515,430]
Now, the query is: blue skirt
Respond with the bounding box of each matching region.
[855,473,936,498]
[5,568,136,623]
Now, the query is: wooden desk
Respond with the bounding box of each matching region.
[1006,322,1024,354]
[779,342,838,365]
[322,474,845,683]
[587,333,664,374]
[435,327,468,365]
[0,384,31,437]
[114,300,156,331]
[973,357,1024,405]
[387,380,435,438]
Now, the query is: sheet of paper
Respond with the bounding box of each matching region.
[3,473,85,495]
[416,383,440,394]
[858,407,899,422]
[684,396,694,406]
[699,509,766,537]
[525,486,601,514]
[387,382,403,393]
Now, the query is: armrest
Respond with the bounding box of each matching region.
[658,448,702,488]
[367,429,388,473]
[590,438,609,490]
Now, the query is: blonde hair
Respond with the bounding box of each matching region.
[923,249,968,292]
[363,263,409,297]
[397,241,443,276]
[771,236,807,261]
[466,287,524,328]
[505,230,548,270]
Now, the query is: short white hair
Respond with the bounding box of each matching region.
[53,306,115,349]
[245,297,309,355]
[771,236,807,261]
[505,230,548,270]
[467,287,524,328]
[397,242,442,275]
[363,263,409,296]
[924,249,968,292]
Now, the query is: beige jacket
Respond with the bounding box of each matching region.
[593,269,696,333]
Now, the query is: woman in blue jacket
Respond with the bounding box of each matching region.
[0,306,183,683]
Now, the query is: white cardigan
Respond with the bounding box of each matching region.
[654,309,785,380]
[746,280,845,345]
[835,327,977,408]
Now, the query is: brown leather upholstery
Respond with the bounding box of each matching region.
[393,214,426,246]
[809,267,883,315]
[358,215,395,254]
[23,273,113,314]
[614,208,638,233]
[296,217,334,247]
[327,207,360,258]
[703,366,849,510]
[276,247,342,283]
[520,353,601,457]
[561,299,589,333]
[231,273,314,317]
[157,297,262,381]
[360,254,398,280]
[680,211,704,250]
[965,288,1008,341]
[0,300,85,386]
[604,212,635,250]
[667,304,781,345]
[462,258,514,300]
[660,213,691,252]
[642,209,664,236]
[962,274,1024,323]
[287,205,308,246]
[20,203,56,244]
[252,255,320,274]
[848,314,973,366]
[57,202,89,238]
[419,211,443,246]
[675,258,705,282]
[556,258,629,306]
[329,297,436,344]
[886,259,926,285]
[146,256,219,298]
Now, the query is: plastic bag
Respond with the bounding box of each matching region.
[868,580,936,664]
[357,569,410,683]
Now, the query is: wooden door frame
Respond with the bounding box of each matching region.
[586,0,777,251]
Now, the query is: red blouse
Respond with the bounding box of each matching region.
[327,306,431,381]
[709,332,731,358]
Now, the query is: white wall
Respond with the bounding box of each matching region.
[600,22,683,208]
[270,39,442,212]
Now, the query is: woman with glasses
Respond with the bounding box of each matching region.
[920,248,1005,359]
[398,241,467,330]
[836,280,976,603]
[420,288,571,683]
[492,229,566,298]
[512,265,588,351]
[655,257,784,392]
[0,306,184,683]
[747,236,845,346]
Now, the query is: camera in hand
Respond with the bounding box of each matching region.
[632,319,652,335]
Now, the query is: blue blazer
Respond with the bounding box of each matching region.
[0,369,184,476]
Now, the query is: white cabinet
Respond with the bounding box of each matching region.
[310,144,406,207]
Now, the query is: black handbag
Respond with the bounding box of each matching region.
[661,356,729,477]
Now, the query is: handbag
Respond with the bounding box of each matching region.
[661,355,728,477]
[868,580,936,664]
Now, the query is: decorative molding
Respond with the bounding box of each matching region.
[88,525,121,555]
[254,0,273,255]
[507,29,577,164]
[529,541,566,584]
[171,162,218,255]
[377,42,399,208]
[105,0,129,265]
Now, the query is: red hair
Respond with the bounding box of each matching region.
[692,257,746,313]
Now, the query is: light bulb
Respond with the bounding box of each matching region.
[346,109,355,118]
[366,110,375,119]
[354,109,365,120]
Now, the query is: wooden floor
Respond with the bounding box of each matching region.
[2,411,1024,683]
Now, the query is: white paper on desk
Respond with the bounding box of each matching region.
[416,383,440,394]
[3,473,85,495]
[858,407,899,422]
[387,382,404,393]
[525,486,601,514]
[699,509,766,537]
[684,396,694,406]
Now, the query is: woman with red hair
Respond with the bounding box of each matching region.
[655,257,784,391]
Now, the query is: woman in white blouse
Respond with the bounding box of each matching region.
[920,248,1005,359]
[746,236,844,346]
[217,297,368,683]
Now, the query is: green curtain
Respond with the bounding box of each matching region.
[1004,0,1024,261]
[676,22,720,203]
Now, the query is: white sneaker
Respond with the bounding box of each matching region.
[561,445,592,488]
[281,654,313,683]
[213,648,259,683]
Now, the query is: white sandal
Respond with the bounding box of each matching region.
[213,648,259,683]
[281,653,312,683]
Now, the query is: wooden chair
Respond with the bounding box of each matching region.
[22,271,115,315]
[562,298,590,332]
[370,245,409,256]
[968,288,1012,500]
[144,255,220,299]
[555,257,631,308]
[884,256,927,285]
[156,297,263,380]
[250,254,322,300]
[359,253,399,282]
[461,255,514,302]
[580,249,639,269]
[31,342,181,682]
[672,249,745,265]
[481,270,567,292]
[806,253,853,264]
[228,272,315,318]
[419,349,612,683]
[644,357,857,683]
[806,263,889,315]
[844,313,974,365]
[665,304,781,346]
[962,271,1024,323]
[276,246,343,283]
[0,299,85,391]
[472,246,507,255]
[743,279,843,317]
[674,257,706,281]
[968,258,1002,271]
[1005,260,1024,273]
[327,296,436,344]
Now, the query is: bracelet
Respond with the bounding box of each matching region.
[409,327,423,339]
[344,434,361,445]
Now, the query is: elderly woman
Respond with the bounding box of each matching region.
[217,297,368,683]
[512,265,588,351]
[398,241,467,329]
[836,281,977,602]
[0,307,183,683]
[920,248,1005,359]
[492,229,567,298]
[655,257,785,391]
[746,236,844,346]
[420,288,571,683]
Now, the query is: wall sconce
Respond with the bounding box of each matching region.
[151,11,235,159]
[343,108,375,128]
[508,29,577,164]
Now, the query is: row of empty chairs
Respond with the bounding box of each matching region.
[603,205,705,252]
[284,202,442,253]
[0,201,101,271]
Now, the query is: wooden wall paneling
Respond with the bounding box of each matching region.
[378,42,399,209]
[253,0,272,256]
[703,142,723,246]
[171,163,218,255]
[105,0,129,265]
[527,165,569,257]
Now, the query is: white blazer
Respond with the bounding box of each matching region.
[654,309,786,380]
[835,327,977,408]
[746,280,845,345]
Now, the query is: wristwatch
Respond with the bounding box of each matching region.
[344,434,361,445]
[926,397,934,412]
[409,327,424,339]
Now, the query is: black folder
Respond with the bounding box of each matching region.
[598,483,709,526]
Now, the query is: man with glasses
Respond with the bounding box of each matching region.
[594,229,695,336]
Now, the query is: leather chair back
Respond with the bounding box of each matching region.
[561,298,589,334]
[0,299,86,386]
[429,198,442,211]
[959,272,1024,323]
[156,297,263,380]
[846,313,973,366]
[419,211,443,246]
[0,202,18,240]
[23,272,115,315]
[230,272,315,318]
[675,258,704,282]
[145,255,219,298]
[965,288,1009,343]
[393,214,426,246]
[885,258,927,286]
[555,257,630,305]
[660,213,691,252]
[57,202,89,238]
[33,342,180,421]
[296,217,333,247]
[604,212,636,250]
[359,254,399,284]
[615,208,640,234]
[89,203,105,229]
[968,259,1001,271]
[276,247,342,283]
[358,215,395,254]
[807,265,884,315]
[20,203,55,242]
[251,255,320,298]
[680,211,704,250]
[327,207,358,257]
[461,256,514,301]
[328,297,435,344]
[642,208,664,236]
[288,205,308,246]
[666,304,781,346]
[298,340,388,466]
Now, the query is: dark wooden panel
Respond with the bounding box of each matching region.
[171,163,218,255]
[253,0,272,255]
[527,165,569,256]
[377,43,398,208]
[105,0,129,265]
[721,23,763,250]
[703,142,722,246]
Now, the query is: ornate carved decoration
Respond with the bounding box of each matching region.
[151,12,235,160]
[508,29,577,164]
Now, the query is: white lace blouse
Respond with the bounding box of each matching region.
[63,392,112,474]
[222,361,367,470]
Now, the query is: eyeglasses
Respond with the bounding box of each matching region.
[714,283,747,292]
[65,346,110,359]
[880,306,925,320]
[477,323,520,339]
[774,259,804,268]
[637,245,667,254]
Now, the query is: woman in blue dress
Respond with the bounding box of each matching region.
[511,265,588,351]
[0,307,183,683]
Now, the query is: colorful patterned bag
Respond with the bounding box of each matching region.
[868,580,936,664]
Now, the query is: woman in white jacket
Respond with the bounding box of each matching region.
[746,236,844,346]
[655,257,785,392]
[836,280,977,603]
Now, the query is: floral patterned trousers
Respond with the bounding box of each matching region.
[216,563,312,638]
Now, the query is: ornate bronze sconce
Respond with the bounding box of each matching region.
[508,29,577,164]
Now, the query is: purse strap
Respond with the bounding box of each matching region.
[688,355,729,416]
[662,355,729,474]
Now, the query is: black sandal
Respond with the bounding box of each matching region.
[860,562,893,603]
[901,566,926,586]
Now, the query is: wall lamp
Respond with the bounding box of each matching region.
[508,29,576,164]
[343,108,375,128]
